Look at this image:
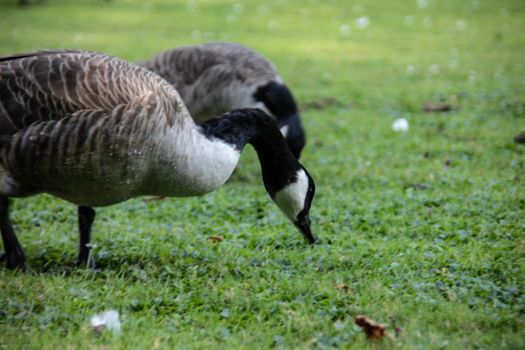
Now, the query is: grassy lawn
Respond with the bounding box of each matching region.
[1,0,524,348]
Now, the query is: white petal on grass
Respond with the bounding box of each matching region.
[227,15,237,24]
[91,310,121,334]
[468,70,477,83]
[268,20,279,31]
[339,24,351,35]
[456,20,467,30]
[404,15,415,26]
[220,309,231,318]
[257,5,268,15]
[191,30,202,40]
[322,72,332,82]
[352,5,363,13]
[469,0,480,11]
[392,118,409,132]
[73,33,84,44]
[429,64,440,75]
[233,3,245,14]
[355,16,370,29]
[187,0,197,12]
[203,32,215,40]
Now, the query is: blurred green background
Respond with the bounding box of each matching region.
[1,0,524,349]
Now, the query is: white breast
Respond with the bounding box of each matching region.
[143,122,241,197]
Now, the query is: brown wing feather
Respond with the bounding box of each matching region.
[0,50,184,136]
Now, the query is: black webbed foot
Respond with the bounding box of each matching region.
[4,248,26,270]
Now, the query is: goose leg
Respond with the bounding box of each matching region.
[76,206,96,268]
[0,197,26,269]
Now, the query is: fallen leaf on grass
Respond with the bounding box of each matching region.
[208,236,224,243]
[422,102,453,113]
[405,183,431,190]
[153,337,162,349]
[333,283,351,293]
[514,131,525,144]
[354,315,387,339]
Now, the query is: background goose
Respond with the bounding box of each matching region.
[0,50,316,270]
[140,42,306,159]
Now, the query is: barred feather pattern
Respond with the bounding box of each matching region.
[0,51,240,206]
[140,43,281,122]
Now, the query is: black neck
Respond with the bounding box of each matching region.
[200,108,300,194]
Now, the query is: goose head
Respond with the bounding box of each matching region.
[269,167,316,244]
[253,81,305,159]
[201,108,316,244]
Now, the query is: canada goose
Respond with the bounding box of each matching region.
[140,43,306,159]
[0,50,316,270]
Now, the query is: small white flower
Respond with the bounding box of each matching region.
[191,30,202,40]
[91,310,121,334]
[203,31,215,40]
[355,16,370,29]
[268,20,279,31]
[468,70,477,83]
[469,0,480,11]
[449,59,459,70]
[257,5,268,15]
[339,24,351,35]
[456,20,467,30]
[429,64,440,75]
[73,33,84,44]
[227,15,237,24]
[392,118,409,132]
[186,0,197,12]
[233,3,245,14]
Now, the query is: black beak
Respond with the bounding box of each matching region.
[294,215,316,244]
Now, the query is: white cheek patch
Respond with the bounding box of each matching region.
[280,125,289,137]
[252,101,274,118]
[273,169,308,221]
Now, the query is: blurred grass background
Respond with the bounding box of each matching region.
[0,0,524,349]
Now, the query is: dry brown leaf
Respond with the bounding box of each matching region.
[422,102,453,113]
[333,283,351,293]
[208,236,224,243]
[354,315,388,339]
[152,337,162,349]
[514,131,525,144]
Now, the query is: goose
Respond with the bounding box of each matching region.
[140,42,306,159]
[0,50,316,270]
